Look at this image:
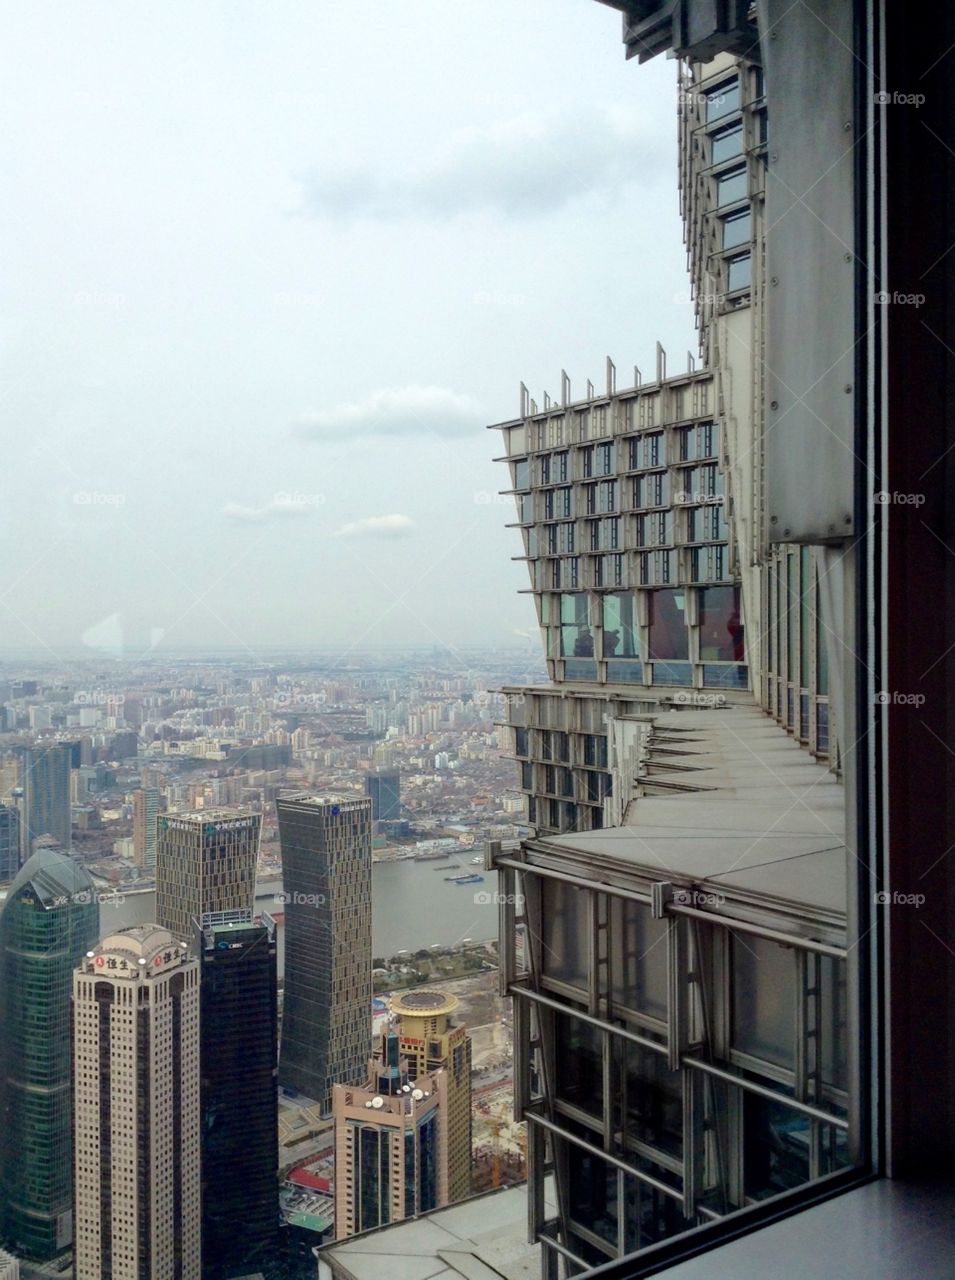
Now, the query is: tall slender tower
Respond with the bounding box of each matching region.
[276,793,372,1109]
[364,769,400,822]
[0,804,20,883]
[72,926,201,1280]
[390,991,472,1202]
[154,809,259,940]
[195,910,278,1279]
[132,786,160,872]
[22,742,72,855]
[0,848,98,1261]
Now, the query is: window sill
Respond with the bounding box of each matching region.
[646,1180,955,1279]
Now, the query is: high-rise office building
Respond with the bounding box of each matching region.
[364,769,400,822]
[195,910,278,1279]
[73,925,201,1280]
[22,742,72,856]
[486,6,855,1273]
[276,793,372,1109]
[332,1029,449,1240]
[0,847,98,1261]
[390,991,472,1203]
[0,804,20,883]
[0,1246,19,1279]
[132,786,160,871]
[154,808,259,941]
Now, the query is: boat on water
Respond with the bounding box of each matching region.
[470,856,483,865]
[444,873,484,884]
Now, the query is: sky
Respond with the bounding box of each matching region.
[1,1,697,662]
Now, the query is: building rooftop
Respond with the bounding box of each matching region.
[4,844,94,909]
[390,990,459,1017]
[530,706,847,925]
[318,1182,555,1280]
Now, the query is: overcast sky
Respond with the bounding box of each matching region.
[1,1,696,663]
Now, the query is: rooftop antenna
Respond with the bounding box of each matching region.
[656,342,666,384]
[520,381,529,418]
[634,366,642,387]
[606,357,616,396]
[561,370,571,407]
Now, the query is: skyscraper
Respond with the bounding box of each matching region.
[0,847,98,1261]
[0,804,20,883]
[333,1029,449,1240]
[22,742,72,856]
[132,786,160,871]
[390,991,472,1203]
[155,808,259,941]
[72,925,201,1280]
[276,793,372,1109]
[364,769,400,822]
[195,910,278,1279]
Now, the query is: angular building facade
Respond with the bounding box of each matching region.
[0,847,98,1261]
[390,991,472,1204]
[485,3,857,1271]
[195,910,279,1280]
[73,925,201,1280]
[332,1030,449,1240]
[155,808,260,942]
[22,742,72,856]
[276,793,372,1110]
[365,769,400,823]
[0,803,20,883]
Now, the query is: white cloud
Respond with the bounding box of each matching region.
[334,514,415,539]
[298,107,667,221]
[294,385,483,442]
[223,496,319,524]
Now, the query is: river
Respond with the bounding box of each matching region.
[98,856,499,977]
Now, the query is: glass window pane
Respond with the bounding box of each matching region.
[602,593,639,657]
[648,589,689,661]
[727,252,752,291]
[698,585,745,661]
[609,898,668,1020]
[723,208,752,249]
[732,935,796,1070]
[712,123,744,164]
[541,879,590,989]
[705,79,740,122]
[717,166,748,207]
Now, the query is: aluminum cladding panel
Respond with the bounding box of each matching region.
[760,0,856,543]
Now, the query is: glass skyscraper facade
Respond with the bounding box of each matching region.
[0,804,20,883]
[22,743,72,855]
[277,793,372,1110]
[195,911,279,1280]
[365,770,401,823]
[0,847,98,1261]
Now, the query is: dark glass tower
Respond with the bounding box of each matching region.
[195,910,278,1279]
[22,743,72,855]
[276,794,372,1110]
[364,770,401,822]
[0,847,98,1260]
[0,804,20,882]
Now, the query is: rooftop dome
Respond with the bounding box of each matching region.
[3,846,95,911]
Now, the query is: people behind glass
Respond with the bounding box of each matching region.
[602,629,620,657]
[573,626,595,657]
